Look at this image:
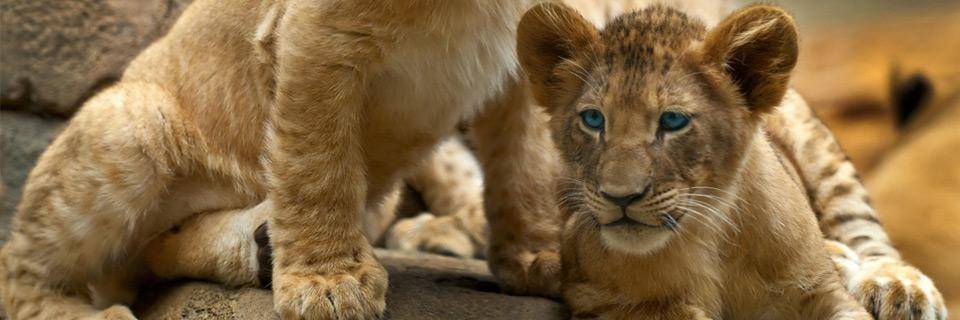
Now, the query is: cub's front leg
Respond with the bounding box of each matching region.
[471,80,563,297]
[267,6,386,319]
[565,282,711,320]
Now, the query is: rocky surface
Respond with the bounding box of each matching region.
[0,0,193,116]
[0,111,66,243]
[134,250,567,320]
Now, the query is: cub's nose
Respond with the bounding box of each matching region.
[600,185,651,211]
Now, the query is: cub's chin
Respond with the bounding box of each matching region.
[600,223,675,256]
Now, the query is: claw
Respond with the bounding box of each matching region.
[255,222,273,289]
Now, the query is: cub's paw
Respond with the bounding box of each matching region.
[272,262,388,320]
[488,247,561,298]
[849,257,947,320]
[83,305,137,320]
[824,240,861,283]
[385,213,477,258]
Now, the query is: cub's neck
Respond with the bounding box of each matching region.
[713,127,823,281]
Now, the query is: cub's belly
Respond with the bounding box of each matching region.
[359,68,512,202]
[359,95,461,203]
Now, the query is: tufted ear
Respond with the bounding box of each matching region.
[700,5,798,114]
[517,2,600,113]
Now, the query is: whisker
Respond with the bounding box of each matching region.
[676,205,735,246]
[681,187,752,208]
[560,58,601,92]
[675,205,724,236]
[685,193,744,217]
[660,214,679,232]
[684,199,740,234]
[673,206,718,248]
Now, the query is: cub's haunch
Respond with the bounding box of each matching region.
[518,3,871,319]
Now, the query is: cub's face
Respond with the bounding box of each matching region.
[557,53,751,254]
[518,4,797,254]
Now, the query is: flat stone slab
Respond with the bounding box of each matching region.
[134,249,568,320]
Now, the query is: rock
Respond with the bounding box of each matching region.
[135,250,568,320]
[0,111,66,244]
[0,0,193,116]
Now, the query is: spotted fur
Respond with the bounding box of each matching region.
[767,92,948,319]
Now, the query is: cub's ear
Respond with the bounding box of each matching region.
[700,5,798,113]
[517,2,600,113]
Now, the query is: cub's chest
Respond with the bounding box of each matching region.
[369,11,521,131]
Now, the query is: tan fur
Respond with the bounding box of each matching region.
[565,0,731,28]
[128,1,944,319]
[133,0,736,268]
[147,136,488,285]
[0,0,565,319]
[1,0,947,319]
[518,3,869,318]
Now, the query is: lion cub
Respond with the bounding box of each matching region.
[517,4,871,319]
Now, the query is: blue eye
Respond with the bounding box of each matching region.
[580,109,605,131]
[659,112,690,132]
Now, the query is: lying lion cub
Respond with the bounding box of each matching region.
[518,3,871,319]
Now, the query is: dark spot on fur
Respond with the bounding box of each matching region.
[817,162,840,181]
[848,235,874,248]
[863,251,889,258]
[353,247,363,263]
[826,183,853,202]
[824,212,882,229]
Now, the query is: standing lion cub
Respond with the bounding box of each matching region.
[0,1,564,319]
[518,3,870,319]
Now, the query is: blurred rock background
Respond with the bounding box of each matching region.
[784,0,960,172]
[2,0,958,317]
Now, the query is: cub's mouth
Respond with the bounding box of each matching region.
[598,211,685,255]
[601,212,685,231]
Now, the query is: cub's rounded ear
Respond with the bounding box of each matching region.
[700,5,798,114]
[517,2,600,113]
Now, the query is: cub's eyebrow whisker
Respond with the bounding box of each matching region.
[560,57,601,92]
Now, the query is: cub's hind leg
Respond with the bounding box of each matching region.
[472,80,563,297]
[0,82,201,319]
[386,136,488,258]
[144,200,274,288]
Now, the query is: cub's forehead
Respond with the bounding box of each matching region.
[594,6,706,109]
[598,6,705,77]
